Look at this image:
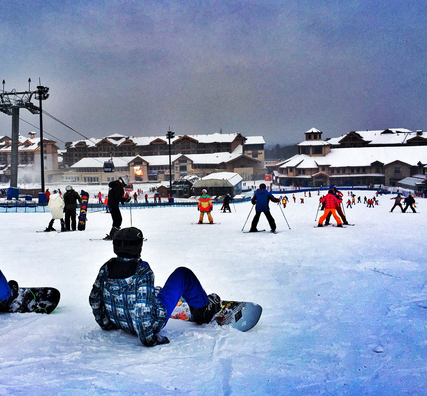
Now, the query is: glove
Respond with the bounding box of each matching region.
[155,334,170,345]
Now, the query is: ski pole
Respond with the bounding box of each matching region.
[278,202,291,229]
[315,201,322,222]
[129,201,133,226]
[242,204,254,231]
[340,201,346,217]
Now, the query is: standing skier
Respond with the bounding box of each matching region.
[318,189,343,227]
[324,186,348,225]
[89,227,221,347]
[221,194,232,213]
[105,177,127,240]
[45,190,65,232]
[402,194,417,213]
[249,183,280,233]
[390,193,404,212]
[63,185,82,231]
[198,189,214,224]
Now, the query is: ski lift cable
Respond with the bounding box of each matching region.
[19,117,67,144]
[41,109,146,173]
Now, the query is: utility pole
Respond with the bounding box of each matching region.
[0,79,49,189]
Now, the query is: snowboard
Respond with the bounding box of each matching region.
[0,287,60,314]
[78,190,89,231]
[170,296,262,332]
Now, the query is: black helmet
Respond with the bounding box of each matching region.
[113,227,143,258]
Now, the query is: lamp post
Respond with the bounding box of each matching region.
[166,128,175,197]
[35,85,49,192]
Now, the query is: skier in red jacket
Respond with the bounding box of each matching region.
[318,189,343,227]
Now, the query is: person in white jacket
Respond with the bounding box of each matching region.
[45,190,65,232]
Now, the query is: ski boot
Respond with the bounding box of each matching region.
[190,294,222,324]
[45,220,56,232]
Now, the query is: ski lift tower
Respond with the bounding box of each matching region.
[0,79,49,189]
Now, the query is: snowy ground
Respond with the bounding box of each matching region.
[0,189,426,396]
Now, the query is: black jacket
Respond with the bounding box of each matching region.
[63,189,82,210]
[108,180,125,207]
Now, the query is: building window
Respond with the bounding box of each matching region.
[313,146,323,155]
[394,167,401,174]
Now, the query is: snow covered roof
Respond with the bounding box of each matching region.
[305,127,322,133]
[327,128,425,146]
[279,146,427,169]
[298,140,330,146]
[397,174,427,188]
[0,135,44,152]
[201,172,243,185]
[70,151,256,169]
[245,136,265,145]
[68,132,262,148]
[183,152,247,165]
[70,157,138,168]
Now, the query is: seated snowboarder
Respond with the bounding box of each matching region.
[0,270,19,312]
[89,227,221,347]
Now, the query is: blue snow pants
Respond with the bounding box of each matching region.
[157,267,209,323]
[0,270,11,304]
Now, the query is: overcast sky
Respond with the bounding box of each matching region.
[1,0,427,147]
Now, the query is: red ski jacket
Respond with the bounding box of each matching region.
[320,193,342,209]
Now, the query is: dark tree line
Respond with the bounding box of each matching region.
[264,144,298,161]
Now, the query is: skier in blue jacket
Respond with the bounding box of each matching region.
[249,183,280,233]
[89,227,221,347]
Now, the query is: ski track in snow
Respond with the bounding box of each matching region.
[0,188,426,395]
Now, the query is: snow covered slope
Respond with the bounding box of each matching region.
[0,190,426,395]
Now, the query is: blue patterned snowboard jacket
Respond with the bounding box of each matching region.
[89,258,168,347]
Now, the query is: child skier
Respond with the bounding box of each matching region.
[318,189,343,227]
[105,177,127,240]
[197,189,214,223]
[390,193,404,212]
[323,186,348,225]
[89,227,221,347]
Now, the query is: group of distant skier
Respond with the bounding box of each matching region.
[2,179,421,348]
[45,186,82,232]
